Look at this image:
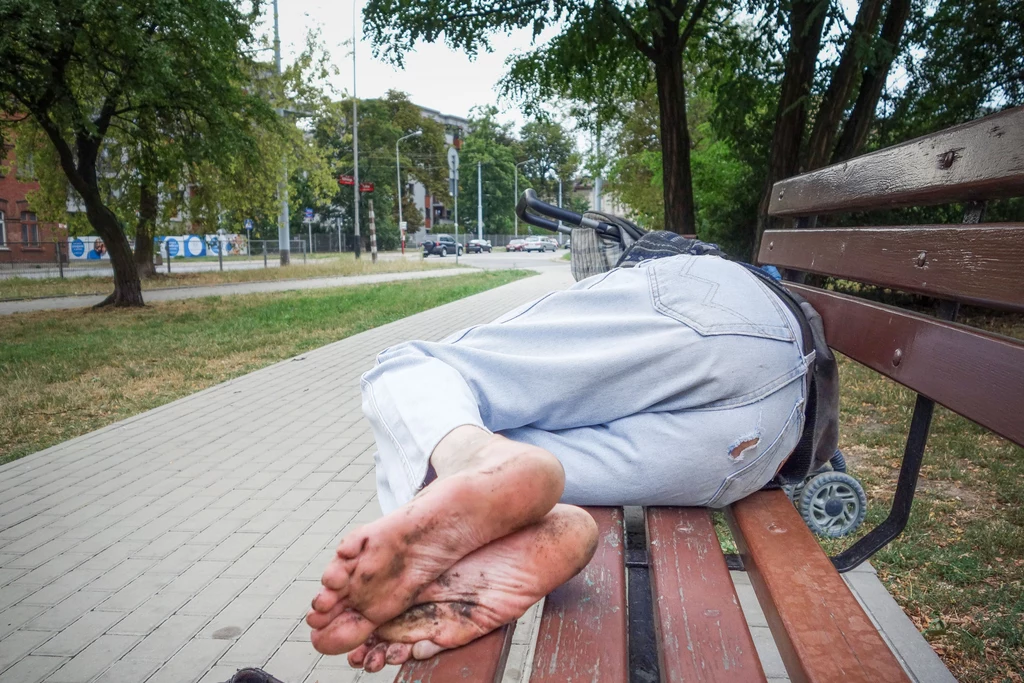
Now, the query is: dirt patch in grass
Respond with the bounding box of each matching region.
[0,270,530,466]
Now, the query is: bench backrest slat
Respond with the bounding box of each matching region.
[530,507,629,682]
[768,106,1024,218]
[759,225,1024,312]
[647,507,767,681]
[789,283,1024,448]
[726,490,911,682]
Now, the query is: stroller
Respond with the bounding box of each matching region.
[514,189,867,538]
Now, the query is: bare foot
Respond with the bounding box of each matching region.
[307,434,565,655]
[343,504,599,672]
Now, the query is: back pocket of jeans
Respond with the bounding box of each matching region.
[648,256,795,341]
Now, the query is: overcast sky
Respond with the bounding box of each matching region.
[264,0,558,132]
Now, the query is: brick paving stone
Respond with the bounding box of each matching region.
[0,603,47,639]
[264,641,320,683]
[91,657,161,683]
[178,578,251,617]
[0,655,67,683]
[126,614,207,662]
[145,639,230,683]
[217,618,295,667]
[25,592,108,632]
[104,592,192,636]
[197,596,273,639]
[33,609,125,657]
[44,634,138,682]
[0,628,53,673]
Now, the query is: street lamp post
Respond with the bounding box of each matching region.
[273,0,290,265]
[513,159,533,238]
[396,130,422,242]
[352,0,361,259]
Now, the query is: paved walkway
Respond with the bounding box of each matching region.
[0,268,953,683]
[0,268,473,315]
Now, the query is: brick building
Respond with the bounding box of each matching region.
[0,141,64,266]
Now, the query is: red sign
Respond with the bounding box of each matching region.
[338,174,354,186]
[359,182,374,193]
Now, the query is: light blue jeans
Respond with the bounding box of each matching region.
[362,255,813,514]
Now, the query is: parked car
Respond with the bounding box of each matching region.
[523,236,558,252]
[422,234,463,257]
[563,239,571,250]
[506,239,526,252]
[467,239,492,253]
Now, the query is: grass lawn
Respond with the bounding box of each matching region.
[0,252,451,300]
[0,270,529,466]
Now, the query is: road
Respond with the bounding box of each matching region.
[428,249,569,272]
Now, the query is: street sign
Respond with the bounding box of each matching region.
[359,182,374,193]
[304,208,313,220]
[243,218,253,230]
[447,146,459,172]
[338,174,355,186]
[399,221,407,232]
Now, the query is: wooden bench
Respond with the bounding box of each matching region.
[392,106,1024,682]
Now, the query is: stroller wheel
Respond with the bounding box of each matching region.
[798,472,867,538]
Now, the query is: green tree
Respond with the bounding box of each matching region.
[363,0,722,236]
[0,0,276,306]
[519,118,581,206]
[311,90,447,251]
[457,106,520,235]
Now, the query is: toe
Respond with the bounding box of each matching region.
[385,642,413,665]
[363,642,389,672]
[412,640,446,660]
[310,609,377,655]
[320,557,352,592]
[347,643,370,668]
[310,587,341,614]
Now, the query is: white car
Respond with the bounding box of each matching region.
[523,236,558,252]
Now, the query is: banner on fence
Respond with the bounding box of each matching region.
[69,235,249,260]
[156,234,248,258]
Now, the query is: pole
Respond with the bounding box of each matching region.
[477,161,483,241]
[369,200,378,263]
[336,216,342,255]
[558,177,564,245]
[352,1,361,259]
[514,164,518,238]
[454,170,459,265]
[218,236,224,271]
[513,159,533,237]
[307,220,312,255]
[273,0,290,265]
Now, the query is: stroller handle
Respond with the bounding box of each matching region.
[515,189,638,239]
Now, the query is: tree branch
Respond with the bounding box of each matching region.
[602,0,657,60]
[680,0,711,47]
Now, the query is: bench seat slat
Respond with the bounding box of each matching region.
[768,106,1024,217]
[759,225,1024,312]
[726,490,911,683]
[530,507,628,682]
[789,282,1024,448]
[393,622,516,683]
[647,507,767,682]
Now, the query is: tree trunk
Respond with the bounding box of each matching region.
[654,46,697,235]
[804,0,886,171]
[134,177,158,279]
[756,0,830,242]
[832,0,912,163]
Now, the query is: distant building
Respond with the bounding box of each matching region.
[407,105,470,243]
[0,141,64,265]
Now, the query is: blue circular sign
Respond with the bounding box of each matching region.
[183,235,205,257]
[244,218,253,230]
[70,238,85,257]
[165,238,179,257]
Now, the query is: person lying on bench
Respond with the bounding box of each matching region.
[306,250,832,674]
